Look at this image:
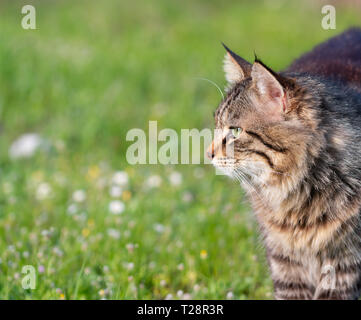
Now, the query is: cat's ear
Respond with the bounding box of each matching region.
[251,60,289,114]
[222,43,252,86]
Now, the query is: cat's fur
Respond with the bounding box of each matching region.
[209,28,361,299]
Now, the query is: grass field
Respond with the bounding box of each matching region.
[0,0,359,299]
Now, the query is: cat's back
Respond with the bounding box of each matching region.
[286,28,361,90]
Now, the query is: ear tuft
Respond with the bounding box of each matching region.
[222,43,251,86]
[223,53,244,84]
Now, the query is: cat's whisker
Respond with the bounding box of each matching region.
[194,77,225,100]
[234,168,270,209]
[233,170,262,207]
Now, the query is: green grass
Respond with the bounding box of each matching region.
[0,0,359,299]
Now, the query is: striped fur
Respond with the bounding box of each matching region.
[209,28,361,299]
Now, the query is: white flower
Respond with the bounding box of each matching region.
[67,204,78,215]
[176,290,184,298]
[193,284,200,292]
[169,171,182,186]
[109,185,122,198]
[126,262,134,271]
[41,229,50,237]
[153,223,165,233]
[126,243,135,253]
[107,228,121,239]
[112,171,128,186]
[36,183,52,200]
[109,200,125,215]
[182,191,193,203]
[165,294,173,300]
[73,190,86,203]
[53,247,64,257]
[9,133,43,159]
[146,175,162,188]
[226,291,234,299]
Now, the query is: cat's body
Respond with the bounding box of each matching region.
[259,76,361,300]
[209,28,361,299]
[287,28,361,91]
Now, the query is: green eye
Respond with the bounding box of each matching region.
[231,127,242,138]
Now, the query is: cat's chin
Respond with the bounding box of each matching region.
[211,162,235,178]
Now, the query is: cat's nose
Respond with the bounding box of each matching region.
[206,142,215,160]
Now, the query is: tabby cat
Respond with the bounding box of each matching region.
[208,28,361,300]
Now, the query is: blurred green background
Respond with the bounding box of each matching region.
[0,0,359,299]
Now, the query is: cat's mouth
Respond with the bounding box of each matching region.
[211,157,237,177]
[212,157,236,166]
[212,157,264,182]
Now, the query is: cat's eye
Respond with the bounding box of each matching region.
[231,127,242,138]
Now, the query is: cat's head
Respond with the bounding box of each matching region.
[208,45,321,190]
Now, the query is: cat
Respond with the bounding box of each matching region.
[208,27,361,300]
